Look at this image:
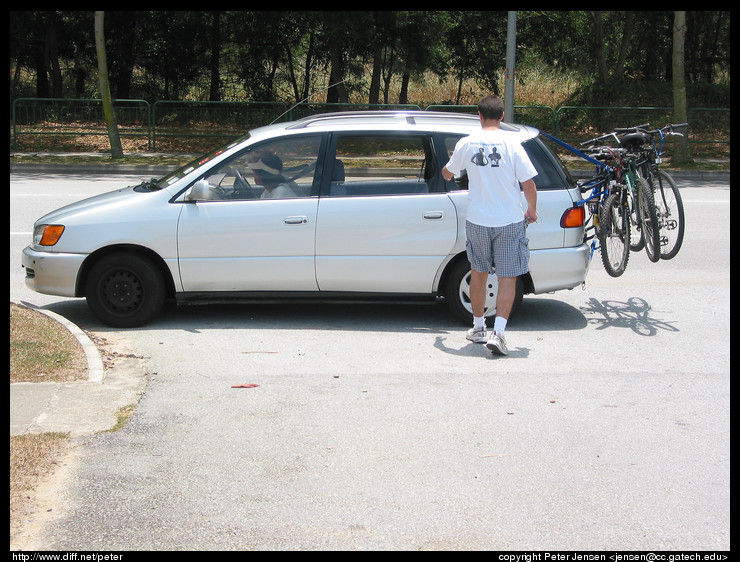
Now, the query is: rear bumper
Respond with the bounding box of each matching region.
[528,243,591,294]
[22,246,86,297]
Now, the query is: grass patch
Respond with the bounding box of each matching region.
[106,404,137,433]
[10,303,88,383]
[9,432,70,541]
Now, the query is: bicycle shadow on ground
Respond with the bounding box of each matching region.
[580,296,679,336]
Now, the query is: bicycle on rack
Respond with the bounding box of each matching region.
[576,134,631,277]
[615,123,687,260]
[618,148,661,262]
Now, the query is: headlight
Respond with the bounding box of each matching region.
[33,224,65,246]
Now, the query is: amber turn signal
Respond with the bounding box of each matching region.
[34,224,65,246]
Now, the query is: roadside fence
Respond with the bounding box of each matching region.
[10,98,729,158]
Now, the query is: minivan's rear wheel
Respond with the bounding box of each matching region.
[85,252,165,328]
[444,259,522,325]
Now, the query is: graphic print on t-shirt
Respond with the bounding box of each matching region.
[488,147,501,167]
[470,145,501,167]
[471,148,488,166]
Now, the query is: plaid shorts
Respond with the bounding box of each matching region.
[465,220,530,277]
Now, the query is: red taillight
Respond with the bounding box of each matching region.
[560,206,585,228]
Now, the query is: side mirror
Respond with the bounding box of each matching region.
[185,179,211,201]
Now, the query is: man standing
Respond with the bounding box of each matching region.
[442,95,538,355]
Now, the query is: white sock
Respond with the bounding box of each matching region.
[473,316,486,330]
[494,316,507,335]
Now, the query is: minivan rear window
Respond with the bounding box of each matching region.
[522,137,576,190]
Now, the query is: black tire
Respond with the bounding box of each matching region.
[637,177,661,262]
[628,185,645,252]
[599,191,630,277]
[85,252,166,328]
[654,170,685,260]
[444,259,522,325]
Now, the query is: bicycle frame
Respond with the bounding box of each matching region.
[575,152,623,262]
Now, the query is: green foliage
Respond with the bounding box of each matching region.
[9,11,731,108]
[567,77,731,109]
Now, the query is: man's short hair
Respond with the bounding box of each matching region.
[478,95,505,121]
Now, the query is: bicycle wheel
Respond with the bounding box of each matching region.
[637,176,661,262]
[654,170,685,260]
[628,182,645,252]
[599,190,631,277]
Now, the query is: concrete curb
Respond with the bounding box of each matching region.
[9,162,178,176]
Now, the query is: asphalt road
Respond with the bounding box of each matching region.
[10,172,730,551]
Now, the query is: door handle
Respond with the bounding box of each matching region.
[423,211,445,220]
[284,216,308,225]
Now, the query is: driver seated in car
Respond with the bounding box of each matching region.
[250,153,299,199]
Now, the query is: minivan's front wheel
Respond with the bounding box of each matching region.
[85,252,165,328]
[444,259,522,325]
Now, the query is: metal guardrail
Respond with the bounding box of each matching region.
[11,98,152,147]
[10,98,729,155]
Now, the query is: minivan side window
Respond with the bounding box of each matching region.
[198,135,322,200]
[328,135,438,197]
[441,134,573,191]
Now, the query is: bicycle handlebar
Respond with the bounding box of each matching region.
[615,122,688,138]
[663,123,688,136]
[613,123,651,134]
[579,131,619,148]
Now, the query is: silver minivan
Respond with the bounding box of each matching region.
[22,111,590,327]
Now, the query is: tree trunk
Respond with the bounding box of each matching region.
[45,25,64,98]
[95,11,123,159]
[672,11,690,163]
[589,11,610,87]
[614,11,634,81]
[368,43,382,105]
[209,11,222,102]
[326,41,349,104]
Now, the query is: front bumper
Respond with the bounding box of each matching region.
[22,245,87,297]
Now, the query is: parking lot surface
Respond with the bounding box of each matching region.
[10,173,729,551]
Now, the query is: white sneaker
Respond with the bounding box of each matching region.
[466,327,487,343]
[486,331,509,356]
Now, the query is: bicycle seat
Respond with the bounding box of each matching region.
[620,132,649,148]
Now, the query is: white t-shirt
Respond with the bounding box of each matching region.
[445,129,537,227]
[260,182,298,199]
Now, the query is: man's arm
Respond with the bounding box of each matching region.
[522,178,537,223]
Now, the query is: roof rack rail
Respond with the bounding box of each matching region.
[286,110,480,129]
